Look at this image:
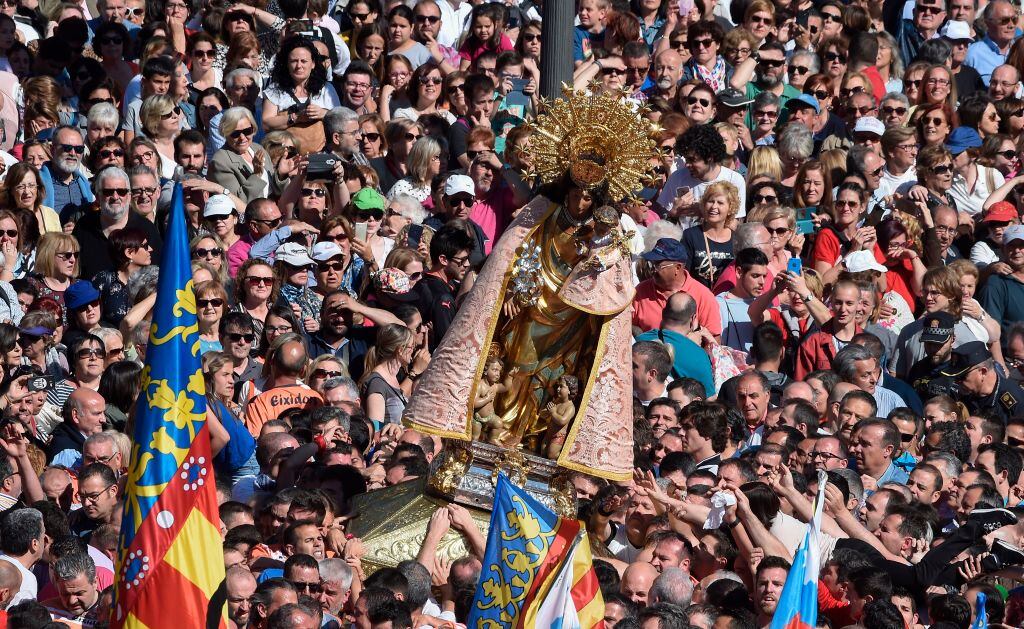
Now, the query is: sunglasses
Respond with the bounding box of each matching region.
[59,144,86,154]
[318,260,344,271]
[521,33,541,42]
[87,97,116,107]
[197,298,225,308]
[924,116,947,126]
[193,247,224,257]
[687,96,711,107]
[841,86,865,97]
[226,332,255,343]
[754,194,779,204]
[822,12,841,22]
[812,90,830,101]
[103,188,129,197]
[0,229,17,238]
[421,76,443,85]
[916,4,944,14]
[56,251,79,260]
[405,132,421,142]
[600,66,626,76]
[755,109,779,118]
[789,65,809,75]
[766,226,790,236]
[301,187,327,198]
[825,52,847,63]
[160,106,182,120]
[358,209,385,220]
[690,38,715,49]
[349,11,370,20]
[125,7,145,16]
[230,126,255,139]
[76,348,106,359]
[99,36,123,45]
[246,275,274,286]
[997,149,1019,160]
[931,164,953,175]
[447,84,465,94]
[867,166,884,177]
[362,132,381,142]
[313,368,343,379]
[192,49,214,59]
[414,14,440,23]
[882,106,908,116]
[757,57,785,68]
[447,194,474,207]
[98,148,125,159]
[253,217,282,227]
[852,106,877,115]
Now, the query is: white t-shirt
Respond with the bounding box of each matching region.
[877,166,917,199]
[657,164,747,222]
[262,83,342,112]
[949,165,1005,217]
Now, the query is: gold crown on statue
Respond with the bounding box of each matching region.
[527,84,660,201]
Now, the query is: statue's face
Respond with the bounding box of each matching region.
[567,187,593,215]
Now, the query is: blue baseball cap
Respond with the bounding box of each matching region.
[785,94,820,115]
[945,127,982,155]
[65,280,101,311]
[641,238,688,264]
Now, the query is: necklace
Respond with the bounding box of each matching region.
[557,205,592,230]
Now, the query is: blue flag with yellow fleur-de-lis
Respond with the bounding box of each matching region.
[468,473,604,629]
[112,183,227,629]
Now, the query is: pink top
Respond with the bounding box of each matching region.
[458,34,514,62]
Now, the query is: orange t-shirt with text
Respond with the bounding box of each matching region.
[244,385,323,435]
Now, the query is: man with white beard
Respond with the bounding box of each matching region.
[643,49,683,102]
[742,41,801,116]
[72,166,163,279]
[40,126,95,229]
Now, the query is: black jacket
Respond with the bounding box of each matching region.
[46,421,86,463]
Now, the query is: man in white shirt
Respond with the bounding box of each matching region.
[436,0,472,48]
[658,124,746,223]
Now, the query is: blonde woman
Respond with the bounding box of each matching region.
[948,259,1001,351]
[28,232,80,323]
[195,280,229,355]
[760,206,804,274]
[680,181,739,288]
[139,94,183,179]
[304,355,348,396]
[209,107,271,203]
[359,323,428,426]
[386,136,442,204]
[190,234,231,288]
[747,146,783,181]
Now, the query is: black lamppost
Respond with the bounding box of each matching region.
[539,0,574,99]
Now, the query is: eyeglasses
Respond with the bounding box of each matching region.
[289,580,323,594]
[931,164,953,175]
[916,4,944,15]
[414,14,440,23]
[757,57,785,68]
[811,451,843,461]
[926,77,950,86]
[80,483,116,503]
[789,65,809,75]
[83,452,116,464]
[76,347,106,359]
[687,96,711,107]
[313,368,343,379]
[755,109,779,118]
[225,332,255,343]
[230,126,255,139]
[59,144,86,154]
[246,275,274,286]
[882,106,908,116]
[252,217,282,228]
[824,52,847,63]
[754,194,779,204]
[690,37,715,49]
[56,251,79,260]
[301,187,327,198]
[265,324,293,334]
[318,261,344,272]
[197,298,225,308]
[192,49,214,59]
[193,247,224,258]
[895,143,919,153]
[357,209,385,220]
[99,149,126,159]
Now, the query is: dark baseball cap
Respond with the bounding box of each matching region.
[641,238,688,264]
[940,341,992,377]
[921,312,955,344]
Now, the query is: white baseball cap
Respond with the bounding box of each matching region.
[203,194,235,218]
[311,241,344,262]
[1004,224,1024,246]
[941,20,972,41]
[853,117,886,137]
[844,250,887,273]
[444,174,475,197]
[275,242,315,267]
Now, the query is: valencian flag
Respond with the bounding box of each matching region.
[468,473,604,629]
[770,470,828,629]
[112,183,227,628]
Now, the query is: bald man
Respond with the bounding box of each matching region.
[226,567,257,628]
[620,562,659,606]
[0,558,22,610]
[989,64,1020,100]
[48,389,106,465]
[244,340,323,435]
[646,50,683,101]
[781,381,814,406]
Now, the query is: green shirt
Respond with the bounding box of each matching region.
[744,82,802,129]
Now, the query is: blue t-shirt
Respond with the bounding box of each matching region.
[211,400,257,474]
[573,25,602,63]
[636,328,716,397]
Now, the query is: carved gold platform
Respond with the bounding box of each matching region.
[348,440,578,575]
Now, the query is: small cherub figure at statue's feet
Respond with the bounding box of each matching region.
[542,375,579,459]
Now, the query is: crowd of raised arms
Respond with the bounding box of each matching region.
[3,0,1024,628]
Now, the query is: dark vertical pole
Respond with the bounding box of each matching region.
[539,0,575,99]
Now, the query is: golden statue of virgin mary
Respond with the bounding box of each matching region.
[403,87,659,481]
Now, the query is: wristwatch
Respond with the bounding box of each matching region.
[803,293,814,303]
[222,187,230,196]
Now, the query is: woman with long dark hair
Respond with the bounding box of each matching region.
[98,360,142,432]
[261,35,341,148]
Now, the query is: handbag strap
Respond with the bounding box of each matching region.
[703,230,717,285]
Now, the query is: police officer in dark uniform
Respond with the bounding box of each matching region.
[928,341,1024,424]
[908,312,958,399]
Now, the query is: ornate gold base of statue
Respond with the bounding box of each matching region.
[348,441,578,575]
[350,86,657,574]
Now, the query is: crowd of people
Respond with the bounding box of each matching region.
[0,0,1022,628]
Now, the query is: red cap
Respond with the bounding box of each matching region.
[983,201,1018,223]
